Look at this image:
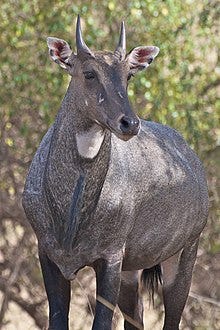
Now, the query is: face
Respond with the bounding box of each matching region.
[69,52,140,141]
[47,20,159,141]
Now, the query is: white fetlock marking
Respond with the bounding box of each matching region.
[76,125,105,159]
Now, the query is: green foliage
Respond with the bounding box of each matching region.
[0,0,219,159]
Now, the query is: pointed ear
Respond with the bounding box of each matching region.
[126,46,159,74]
[47,37,74,70]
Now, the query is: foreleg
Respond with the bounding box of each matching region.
[92,254,123,330]
[118,270,144,330]
[39,249,71,330]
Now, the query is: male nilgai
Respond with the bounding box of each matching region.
[22,16,208,330]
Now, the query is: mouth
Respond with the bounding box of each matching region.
[107,121,140,141]
[113,130,138,141]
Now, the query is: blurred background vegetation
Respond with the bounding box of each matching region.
[0,0,219,329]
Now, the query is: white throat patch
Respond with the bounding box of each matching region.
[76,125,105,159]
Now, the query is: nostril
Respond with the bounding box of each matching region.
[120,116,140,134]
[120,117,130,130]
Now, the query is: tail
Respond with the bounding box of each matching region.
[141,264,162,305]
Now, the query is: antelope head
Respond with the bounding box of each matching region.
[47,16,159,141]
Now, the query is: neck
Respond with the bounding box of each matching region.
[45,87,111,249]
[75,124,105,159]
[51,83,106,161]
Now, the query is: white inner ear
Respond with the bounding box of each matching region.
[76,124,105,159]
[128,46,160,68]
[47,37,72,67]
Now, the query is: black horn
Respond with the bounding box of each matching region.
[114,21,126,60]
[76,15,92,55]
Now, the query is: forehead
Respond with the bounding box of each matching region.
[95,51,117,65]
[81,51,127,73]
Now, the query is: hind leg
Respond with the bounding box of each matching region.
[162,240,199,330]
[39,248,71,330]
[118,270,144,330]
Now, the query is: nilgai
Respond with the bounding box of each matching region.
[22,16,209,330]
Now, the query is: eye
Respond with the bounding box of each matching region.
[83,71,96,80]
